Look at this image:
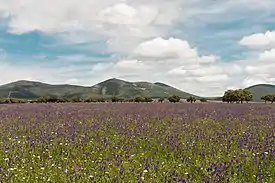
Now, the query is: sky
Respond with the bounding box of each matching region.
[1,0,275,97]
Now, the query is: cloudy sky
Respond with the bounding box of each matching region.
[0,0,275,96]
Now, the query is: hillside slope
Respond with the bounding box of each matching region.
[0,78,199,99]
[90,78,198,99]
[0,80,96,99]
[245,84,275,102]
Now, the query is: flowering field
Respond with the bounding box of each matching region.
[0,103,275,182]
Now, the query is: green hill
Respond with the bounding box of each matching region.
[0,80,96,100]
[0,78,200,100]
[90,78,199,99]
[245,84,275,102]
[202,84,275,102]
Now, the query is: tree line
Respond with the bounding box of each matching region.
[261,94,275,104]
[2,89,275,104]
[0,95,207,104]
[222,89,275,104]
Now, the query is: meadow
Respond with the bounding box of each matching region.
[0,103,275,182]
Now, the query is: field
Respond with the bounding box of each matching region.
[0,103,275,182]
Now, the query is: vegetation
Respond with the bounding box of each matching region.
[245,84,275,102]
[111,96,124,103]
[2,79,275,103]
[5,85,275,105]
[199,98,208,102]
[222,89,253,103]
[186,96,197,103]
[261,94,275,104]
[167,95,181,103]
[158,98,165,103]
[1,103,275,182]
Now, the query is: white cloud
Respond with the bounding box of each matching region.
[258,48,275,62]
[195,74,229,83]
[133,37,197,60]
[239,31,275,49]
[0,0,183,54]
[240,47,275,87]
[132,37,217,65]
[99,3,157,26]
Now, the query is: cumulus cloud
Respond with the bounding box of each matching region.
[133,37,197,60]
[0,0,183,54]
[239,31,275,49]
[240,45,275,87]
[132,37,217,64]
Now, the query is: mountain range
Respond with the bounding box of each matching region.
[0,78,275,102]
[0,78,198,100]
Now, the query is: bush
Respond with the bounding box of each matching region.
[167,95,180,103]
[144,97,153,103]
[199,98,207,102]
[111,97,124,103]
[158,98,165,103]
[187,96,196,103]
[134,97,145,103]
[97,97,106,103]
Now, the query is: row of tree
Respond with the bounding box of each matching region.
[0,95,208,104]
[261,94,275,104]
[2,90,275,104]
[222,89,275,104]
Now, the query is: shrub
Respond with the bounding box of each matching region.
[199,98,207,102]
[167,95,180,103]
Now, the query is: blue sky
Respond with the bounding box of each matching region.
[1,0,275,96]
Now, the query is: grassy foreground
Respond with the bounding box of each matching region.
[0,103,275,182]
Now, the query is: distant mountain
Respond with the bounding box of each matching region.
[0,80,96,99]
[0,78,199,100]
[90,78,198,99]
[245,84,275,102]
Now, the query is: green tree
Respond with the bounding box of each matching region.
[222,89,253,103]
[97,97,106,103]
[261,94,275,104]
[128,99,134,102]
[167,95,180,103]
[111,96,120,103]
[222,90,234,103]
[158,98,165,103]
[187,96,196,103]
[243,90,253,103]
[261,95,269,104]
[199,98,208,102]
[144,97,153,103]
[70,96,82,103]
[134,96,145,103]
[37,97,47,103]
